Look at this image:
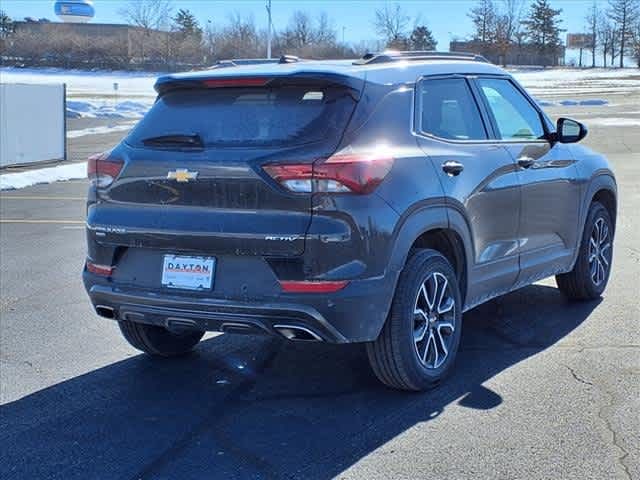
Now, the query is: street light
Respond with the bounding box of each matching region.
[266,0,272,59]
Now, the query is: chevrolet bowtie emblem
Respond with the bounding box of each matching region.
[167,169,198,183]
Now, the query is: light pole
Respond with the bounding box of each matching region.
[266,0,272,59]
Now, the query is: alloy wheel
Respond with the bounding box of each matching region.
[413,272,456,369]
[589,217,612,286]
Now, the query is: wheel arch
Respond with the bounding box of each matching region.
[592,187,617,228]
[584,173,617,227]
[568,172,617,270]
[388,204,474,306]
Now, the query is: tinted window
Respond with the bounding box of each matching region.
[127,86,355,148]
[478,78,545,140]
[418,78,487,140]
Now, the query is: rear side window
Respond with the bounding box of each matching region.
[417,77,487,140]
[127,86,355,148]
[477,78,545,140]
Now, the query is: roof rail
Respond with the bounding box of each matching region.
[353,50,489,65]
[278,54,300,64]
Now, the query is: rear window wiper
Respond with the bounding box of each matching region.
[142,134,203,148]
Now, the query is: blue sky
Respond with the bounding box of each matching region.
[3,0,601,57]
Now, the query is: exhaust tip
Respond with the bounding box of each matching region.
[274,324,323,342]
[166,317,199,332]
[95,305,115,319]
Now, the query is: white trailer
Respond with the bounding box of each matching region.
[0,83,66,167]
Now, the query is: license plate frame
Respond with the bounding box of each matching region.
[161,255,216,291]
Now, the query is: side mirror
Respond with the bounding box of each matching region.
[556,118,587,143]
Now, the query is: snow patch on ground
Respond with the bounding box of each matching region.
[584,117,640,127]
[535,98,609,107]
[0,67,159,98]
[2,67,156,121]
[66,100,150,119]
[0,162,87,190]
[67,122,137,138]
[512,68,640,97]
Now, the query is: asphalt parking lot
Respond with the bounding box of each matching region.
[1,90,639,479]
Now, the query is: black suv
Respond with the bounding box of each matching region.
[84,52,617,391]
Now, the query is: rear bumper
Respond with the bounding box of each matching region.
[85,271,398,343]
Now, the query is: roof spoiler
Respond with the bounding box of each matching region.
[154,71,365,99]
[211,55,302,69]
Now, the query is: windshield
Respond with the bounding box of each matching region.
[126,86,355,149]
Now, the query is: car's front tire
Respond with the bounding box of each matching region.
[118,320,204,356]
[556,201,614,301]
[367,249,462,391]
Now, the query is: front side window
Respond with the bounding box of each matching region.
[477,78,545,141]
[417,77,487,141]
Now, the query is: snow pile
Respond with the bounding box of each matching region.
[66,100,150,119]
[67,121,137,138]
[0,162,87,190]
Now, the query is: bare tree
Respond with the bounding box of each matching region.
[598,17,619,67]
[608,0,640,67]
[119,0,173,63]
[632,20,640,66]
[119,0,173,30]
[374,3,410,47]
[501,0,523,43]
[315,12,336,45]
[585,1,598,67]
[285,11,314,48]
[277,11,340,57]
[469,0,497,44]
[495,0,523,64]
[210,13,261,60]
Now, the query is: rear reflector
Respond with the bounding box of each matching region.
[87,151,123,188]
[202,77,269,88]
[86,261,114,277]
[279,280,349,293]
[263,151,394,194]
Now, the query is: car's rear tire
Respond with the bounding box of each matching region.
[366,249,462,391]
[556,201,614,301]
[118,320,204,356]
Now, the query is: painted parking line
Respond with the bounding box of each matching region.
[0,219,85,224]
[0,196,85,201]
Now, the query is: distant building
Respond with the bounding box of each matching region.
[450,40,565,67]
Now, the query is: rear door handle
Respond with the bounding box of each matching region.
[442,161,464,176]
[517,156,535,169]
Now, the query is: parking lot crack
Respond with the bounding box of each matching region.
[563,364,632,480]
[563,364,594,387]
[598,389,632,480]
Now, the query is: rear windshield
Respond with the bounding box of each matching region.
[126,86,355,148]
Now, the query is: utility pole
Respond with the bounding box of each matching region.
[266,0,272,59]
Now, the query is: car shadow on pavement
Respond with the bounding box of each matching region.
[1,284,600,480]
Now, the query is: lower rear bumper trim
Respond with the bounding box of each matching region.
[88,285,348,343]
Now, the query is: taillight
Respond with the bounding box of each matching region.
[87,151,123,188]
[86,260,114,277]
[263,151,394,194]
